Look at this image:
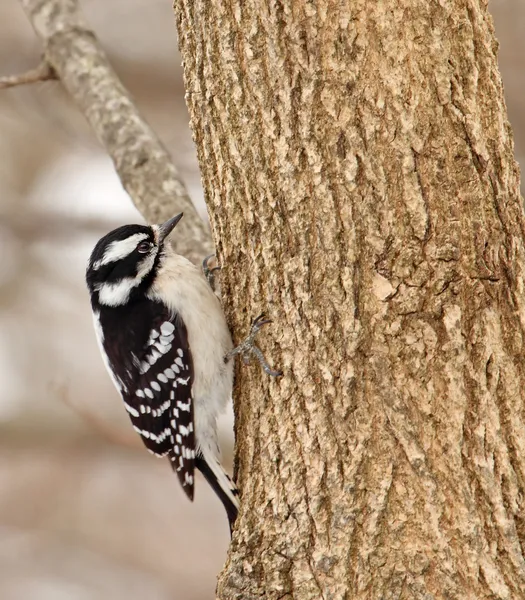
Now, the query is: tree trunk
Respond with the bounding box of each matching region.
[173,0,525,597]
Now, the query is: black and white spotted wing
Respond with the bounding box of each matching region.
[96,299,196,499]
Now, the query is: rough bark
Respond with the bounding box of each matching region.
[173,0,525,597]
[20,0,211,261]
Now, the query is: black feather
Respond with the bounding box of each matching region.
[96,300,196,499]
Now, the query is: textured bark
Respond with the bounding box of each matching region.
[174,0,525,597]
[20,0,211,262]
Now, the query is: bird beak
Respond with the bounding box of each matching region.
[157,213,183,244]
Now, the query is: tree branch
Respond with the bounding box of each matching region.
[0,61,56,89]
[18,0,212,262]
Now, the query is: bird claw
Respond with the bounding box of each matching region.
[203,254,221,291]
[226,313,283,377]
[251,313,272,331]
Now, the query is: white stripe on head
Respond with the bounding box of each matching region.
[97,278,138,306]
[136,252,157,279]
[150,224,161,244]
[95,247,158,306]
[95,233,150,269]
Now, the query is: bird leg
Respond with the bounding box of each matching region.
[225,314,283,377]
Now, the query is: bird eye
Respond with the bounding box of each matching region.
[137,241,152,253]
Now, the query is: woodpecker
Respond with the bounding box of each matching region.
[86,214,240,527]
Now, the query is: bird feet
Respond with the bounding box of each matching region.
[225,314,283,377]
[202,254,221,293]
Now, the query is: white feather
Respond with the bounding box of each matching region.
[147,248,234,462]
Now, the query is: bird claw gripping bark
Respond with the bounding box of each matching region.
[226,314,283,377]
[202,254,221,292]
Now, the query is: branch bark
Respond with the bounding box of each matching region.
[174,0,525,597]
[19,0,212,261]
[0,61,56,89]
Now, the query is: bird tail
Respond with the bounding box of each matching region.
[195,449,239,533]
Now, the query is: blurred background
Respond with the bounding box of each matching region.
[0,1,523,598]
[0,2,231,599]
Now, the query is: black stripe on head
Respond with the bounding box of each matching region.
[89,225,152,265]
[86,224,157,303]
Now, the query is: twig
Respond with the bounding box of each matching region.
[18,0,213,263]
[0,61,56,89]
